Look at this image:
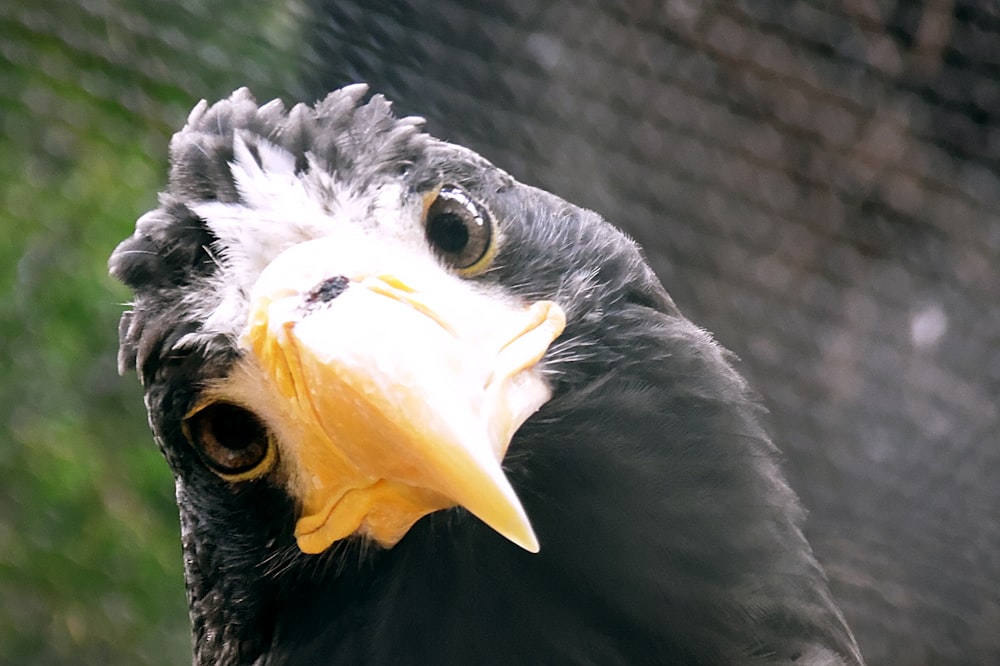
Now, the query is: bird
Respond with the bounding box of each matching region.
[109,85,865,665]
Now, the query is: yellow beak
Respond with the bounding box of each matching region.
[241,237,565,554]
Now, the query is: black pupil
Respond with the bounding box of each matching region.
[424,187,492,271]
[187,402,268,475]
[427,210,471,254]
[205,403,264,451]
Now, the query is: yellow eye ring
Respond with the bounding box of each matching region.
[181,401,277,482]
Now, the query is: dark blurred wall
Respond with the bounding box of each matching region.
[298,2,1000,664]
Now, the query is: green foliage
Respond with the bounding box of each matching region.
[0,1,302,662]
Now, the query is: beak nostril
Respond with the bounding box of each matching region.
[307,276,351,305]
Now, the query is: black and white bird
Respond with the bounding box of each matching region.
[110,85,864,665]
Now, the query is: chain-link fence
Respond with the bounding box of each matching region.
[2,1,997,663]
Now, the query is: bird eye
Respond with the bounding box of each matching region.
[182,402,276,481]
[423,185,496,276]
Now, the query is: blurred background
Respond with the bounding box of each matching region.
[1,1,997,663]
